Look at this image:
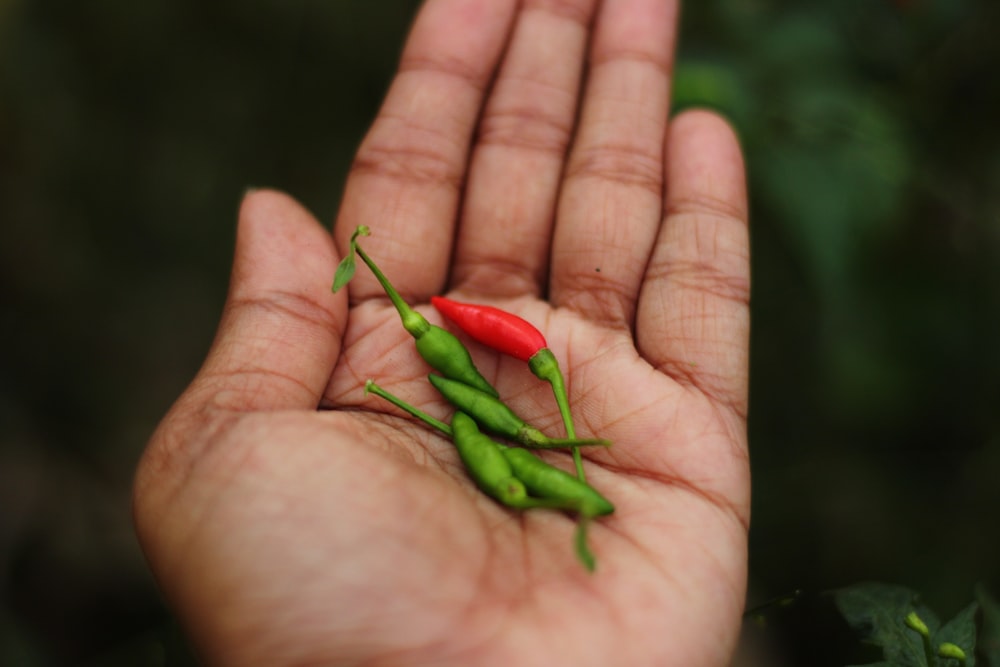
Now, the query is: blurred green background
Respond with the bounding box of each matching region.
[1,0,997,664]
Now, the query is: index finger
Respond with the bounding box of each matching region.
[333,0,518,304]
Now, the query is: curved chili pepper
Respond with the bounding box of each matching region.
[431,296,586,479]
[501,446,614,571]
[450,411,532,506]
[430,296,546,362]
[500,447,614,516]
[332,228,498,397]
[365,380,612,570]
[453,413,614,573]
[427,374,610,449]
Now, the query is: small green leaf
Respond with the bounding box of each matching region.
[331,225,370,292]
[832,582,937,667]
[331,255,356,292]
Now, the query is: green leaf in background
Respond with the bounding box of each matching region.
[753,83,909,299]
[977,586,1000,667]
[935,602,978,667]
[833,582,979,667]
[672,60,752,130]
[834,583,934,667]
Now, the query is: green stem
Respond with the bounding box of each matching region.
[530,348,585,481]
[365,380,451,436]
[574,516,596,572]
[905,612,936,667]
[355,245,429,338]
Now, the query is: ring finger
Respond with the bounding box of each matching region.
[450,0,599,298]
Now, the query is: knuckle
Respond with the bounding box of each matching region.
[477,76,576,156]
[566,142,663,196]
[227,289,340,334]
[477,102,574,156]
[558,269,635,328]
[524,0,593,25]
[667,260,750,306]
[351,137,464,190]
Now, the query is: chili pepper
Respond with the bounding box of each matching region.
[452,413,601,511]
[427,374,610,450]
[449,411,534,507]
[430,296,586,479]
[500,448,614,517]
[501,446,614,571]
[365,380,612,570]
[332,228,498,397]
[430,296,546,362]
[366,380,594,509]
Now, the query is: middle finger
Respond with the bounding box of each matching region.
[449,0,599,298]
[551,0,678,328]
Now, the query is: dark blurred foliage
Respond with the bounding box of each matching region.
[0,0,997,664]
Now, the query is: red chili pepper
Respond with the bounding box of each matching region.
[430,296,546,362]
[430,295,590,480]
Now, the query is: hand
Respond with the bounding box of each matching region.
[134,1,750,665]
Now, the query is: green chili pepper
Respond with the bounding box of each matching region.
[332,227,498,397]
[450,411,591,510]
[365,380,613,570]
[450,411,534,507]
[500,448,614,517]
[501,447,614,571]
[427,374,611,450]
[431,296,586,480]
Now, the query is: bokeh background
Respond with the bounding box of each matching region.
[1,0,997,664]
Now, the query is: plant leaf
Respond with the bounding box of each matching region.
[976,585,1000,667]
[933,601,977,667]
[331,225,370,292]
[832,582,938,667]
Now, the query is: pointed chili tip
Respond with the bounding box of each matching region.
[429,295,456,317]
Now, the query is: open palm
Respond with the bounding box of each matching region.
[134,1,750,665]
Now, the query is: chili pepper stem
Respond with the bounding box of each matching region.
[354,245,429,338]
[529,348,586,481]
[518,429,611,449]
[574,516,596,572]
[365,380,452,436]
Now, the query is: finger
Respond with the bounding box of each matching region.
[334,0,518,304]
[550,0,678,326]
[636,110,750,415]
[193,190,346,412]
[449,0,597,297]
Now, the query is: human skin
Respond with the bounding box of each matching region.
[133,0,751,665]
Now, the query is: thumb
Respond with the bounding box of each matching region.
[133,189,346,582]
[193,189,346,412]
